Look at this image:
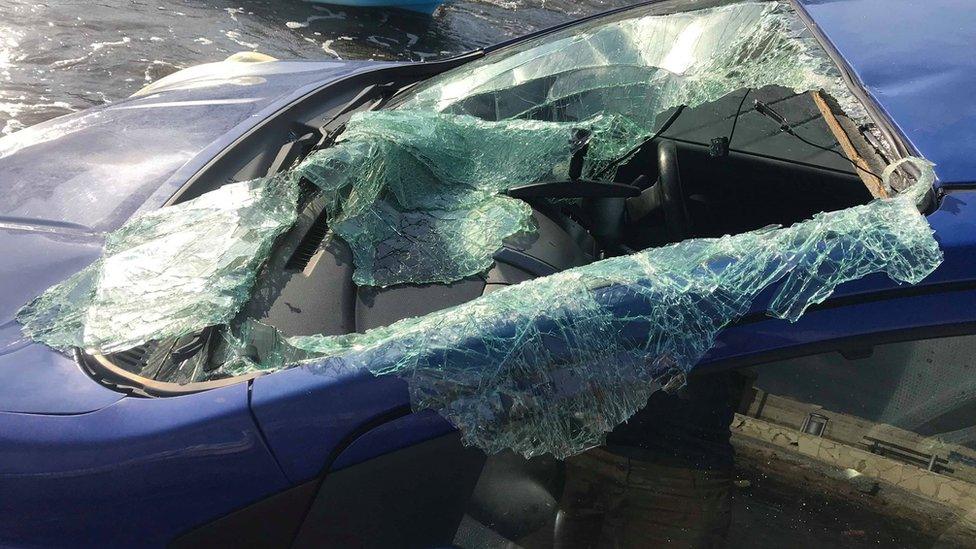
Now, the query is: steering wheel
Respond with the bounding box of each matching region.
[656,140,692,241]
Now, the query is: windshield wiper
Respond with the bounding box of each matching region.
[316,81,399,149]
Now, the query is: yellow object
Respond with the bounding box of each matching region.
[132,52,277,97]
[224,52,277,63]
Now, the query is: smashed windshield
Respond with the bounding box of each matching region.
[302,0,877,288]
[227,159,941,458]
[399,0,866,125]
[18,0,942,459]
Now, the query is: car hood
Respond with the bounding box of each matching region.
[0,226,119,414]
[0,58,382,414]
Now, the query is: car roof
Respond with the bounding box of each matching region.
[796,0,976,186]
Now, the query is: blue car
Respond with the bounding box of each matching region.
[2,0,975,547]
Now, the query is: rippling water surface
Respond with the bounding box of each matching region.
[0,0,632,135]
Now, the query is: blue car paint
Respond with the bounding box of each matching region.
[0,344,123,415]
[0,228,120,414]
[249,360,414,483]
[0,60,380,235]
[795,0,976,185]
[0,383,290,547]
[330,410,454,471]
[0,1,975,545]
[704,285,976,367]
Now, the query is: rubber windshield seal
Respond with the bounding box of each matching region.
[81,350,260,397]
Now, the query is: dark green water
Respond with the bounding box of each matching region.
[0,0,632,135]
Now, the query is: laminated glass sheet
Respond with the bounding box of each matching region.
[17,176,299,354]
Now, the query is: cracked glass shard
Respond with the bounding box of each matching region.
[206,159,941,458]
[17,176,299,354]
[295,111,590,287]
[294,0,873,287]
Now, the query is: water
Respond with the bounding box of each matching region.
[0,0,630,135]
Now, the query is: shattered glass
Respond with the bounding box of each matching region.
[402,1,865,125]
[294,111,597,286]
[205,158,941,458]
[292,0,872,287]
[17,176,299,354]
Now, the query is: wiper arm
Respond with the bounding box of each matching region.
[316,81,399,148]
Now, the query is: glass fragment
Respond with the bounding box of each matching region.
[17,176,299,354]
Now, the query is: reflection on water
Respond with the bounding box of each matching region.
[0,0,629,135]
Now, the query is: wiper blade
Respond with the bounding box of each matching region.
[316,81,399,148]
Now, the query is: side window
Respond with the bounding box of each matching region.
[731,332,976,546]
